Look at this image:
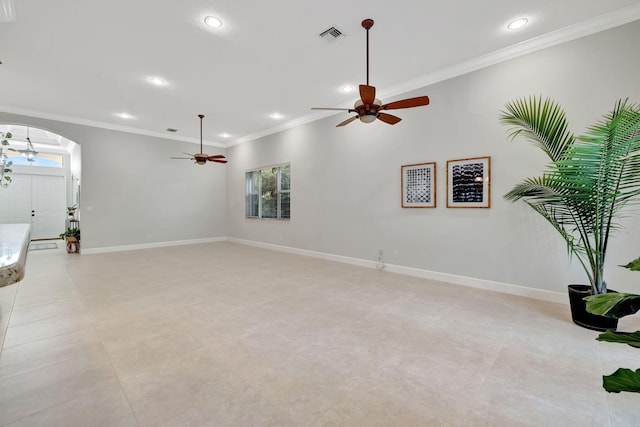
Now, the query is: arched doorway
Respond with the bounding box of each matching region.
[0,124,81,240]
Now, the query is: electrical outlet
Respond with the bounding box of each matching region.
[394,250,399,258]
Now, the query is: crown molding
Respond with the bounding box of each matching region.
[229,3,640,147]
[380,3,640,101]
[3,4,640,149]
[0,105,227,148]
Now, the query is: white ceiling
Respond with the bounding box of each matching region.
[1,1,639,148]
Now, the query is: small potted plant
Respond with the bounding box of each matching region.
[59,227,80,253]
[585,257,640,393]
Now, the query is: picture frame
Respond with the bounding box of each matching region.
[401,162,436,208]
[446,156,491,208]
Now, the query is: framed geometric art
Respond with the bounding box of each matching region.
[401,162,436,208]
[446,156,491,208]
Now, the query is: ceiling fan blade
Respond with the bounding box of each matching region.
[381,96,430,111]
[170,157,194,160]
[206,155,225,160]
[359,85,376,105]
[210,159,228,163]
[183,152,196,156]
[336,116,359,127]
[377,113,402,125]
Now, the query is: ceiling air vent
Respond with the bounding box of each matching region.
[319,26,345,43]
[166,128,178,133]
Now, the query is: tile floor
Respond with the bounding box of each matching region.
[0,242,639,426]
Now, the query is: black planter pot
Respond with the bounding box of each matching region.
[568,284,618,331]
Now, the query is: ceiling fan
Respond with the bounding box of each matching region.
[7,128,38,161]
[171,114,227,165]
[312,19,430,127]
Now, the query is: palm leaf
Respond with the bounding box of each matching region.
[620,256,640,271]
[595,330,640,348]
[500,96,575,161]
[584,293,640,318]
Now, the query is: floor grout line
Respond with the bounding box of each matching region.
[1,241,637,425]
[0,283,20,357]
[62,255,143,427]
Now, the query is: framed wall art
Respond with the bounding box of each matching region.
[446,156,490,208]
[401,162,436,208]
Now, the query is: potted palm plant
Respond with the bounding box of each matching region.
[585,257,640,393]
[500,96,640,330]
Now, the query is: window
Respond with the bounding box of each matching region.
[246,164,290,219]
[6,151,64,168]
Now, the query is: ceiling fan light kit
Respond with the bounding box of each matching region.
[312,18,430,127]
[7,127,39,161]
[170,114,228,166]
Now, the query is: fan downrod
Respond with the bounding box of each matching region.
[309,17,429,127]
[362,19,374,86]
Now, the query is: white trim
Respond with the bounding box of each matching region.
[0,106,226,149]
[227,237,567,304]
[383,263,566,304]
[228,237,377,269]
[227,4,640,147]
[82,235,567,303]
[380,4,640,102]
[81,236,227,255]
[232,112,338,146]
[2,6,639,149]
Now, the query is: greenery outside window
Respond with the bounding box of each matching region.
[246,164,290,219]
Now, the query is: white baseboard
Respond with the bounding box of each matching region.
[82,236,566,304]
[81,237,227,255]
[382,263,566,304]
[227,237,378,269]
[228,237,567,305]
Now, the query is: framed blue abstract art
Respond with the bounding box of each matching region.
[446,156,491,208]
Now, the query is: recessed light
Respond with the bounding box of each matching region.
[116,112,134,119]
[269,112,284,120]
[219,133,232,138]
[340,85,355,93]
[205,16,223,29]
[507,18,528,30]
[0,0,16,22]
[149,76,166,86]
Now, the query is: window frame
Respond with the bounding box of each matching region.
[245,163,290,220]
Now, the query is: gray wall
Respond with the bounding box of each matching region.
[2,21,639,294]
[226,21,640,294]
[0,113,227,249]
